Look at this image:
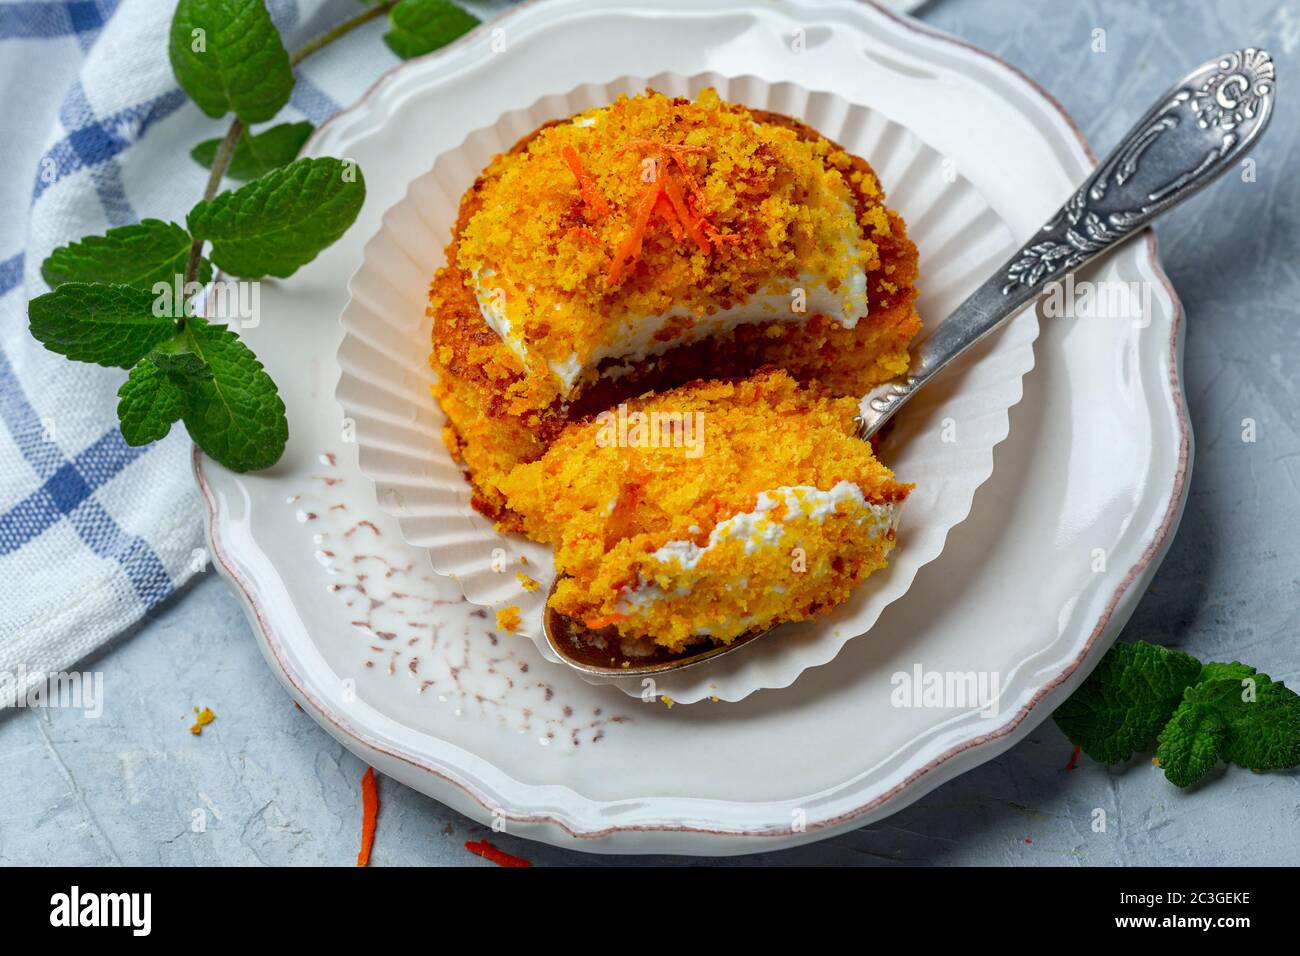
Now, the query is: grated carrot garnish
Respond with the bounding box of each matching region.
[654,193,685,241]
[465,839,532,867]
[566,225,601,244]
[660,170,710,253]
[700,218,741,246]
[562,145,611,218]
[607,181,660,285]
[356,767,379,867]
[668,152,711,215]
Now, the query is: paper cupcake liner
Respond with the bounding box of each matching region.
[336,72,1038,703]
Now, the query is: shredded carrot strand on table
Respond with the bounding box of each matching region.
[356,766,378,867]
[562,145,611,218]
[465,839,532,867]
[1064,745,1081,772]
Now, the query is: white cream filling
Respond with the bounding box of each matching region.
[470,204,869,393]
[475,270,867,392]
[615,481,898,614]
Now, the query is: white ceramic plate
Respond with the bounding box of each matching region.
[336,72,1037,703]
[197,0,1190,855]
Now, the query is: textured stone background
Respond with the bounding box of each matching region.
[3,0,1298,866]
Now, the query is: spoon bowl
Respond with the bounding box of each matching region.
[542,581,772,677]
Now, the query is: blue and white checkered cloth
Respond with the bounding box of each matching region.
[0,0,506,708]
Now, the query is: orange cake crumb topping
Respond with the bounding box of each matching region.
[455,88,875,392]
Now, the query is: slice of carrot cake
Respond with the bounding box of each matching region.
[497,369,911,650]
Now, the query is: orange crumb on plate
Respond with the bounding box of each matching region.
[496,606,522,632]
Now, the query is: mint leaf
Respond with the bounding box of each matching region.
[1226,679,1300,770]
[151,347,212,379]
[1056,643,1300,787]
[1198,661,1257,683]
[384,0,479,59]
[117,358,184,445]
[41,220,210,291]
[187,157,366,279]
[1189,673,1300,772]
[1156,700,1228,787]
[191,122,314,181]
[177,318,287,471]
[169,0,294,123]
[1053,641,1203,763]
[28,283,177,368]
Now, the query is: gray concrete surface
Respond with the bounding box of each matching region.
[3,0,1299,866]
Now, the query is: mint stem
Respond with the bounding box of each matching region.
[181,1,399,289]
[183,118,243,290]
[290,1,397,66]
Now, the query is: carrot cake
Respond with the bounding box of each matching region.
[497,370,911,650]
[429,88,921,528]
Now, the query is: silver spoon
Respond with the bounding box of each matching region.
[543,49,1276,677]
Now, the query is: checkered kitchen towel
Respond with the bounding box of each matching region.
[0,0,507,708]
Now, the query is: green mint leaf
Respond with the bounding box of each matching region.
[28,283,177,368]
[151,347,213,380]
[1225,679,1300,771]
[41,220,211,291]
[177,318,287,471]
[191,122,314,181]
[1156,699,1228,787]
[384,0,479,59]
[169,0,294,123]
[1189,672,1300,772]
[117,358,184,446]
[1197,661,1257,683]
[186,157,366,279]
[1053,640,1203,764]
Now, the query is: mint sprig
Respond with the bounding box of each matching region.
[26,0,474,473]
[1055,640,1300,788]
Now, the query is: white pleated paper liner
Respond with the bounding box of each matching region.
[336,73,1039,703]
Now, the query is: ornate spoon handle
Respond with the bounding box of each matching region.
[858,48,1276,439]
